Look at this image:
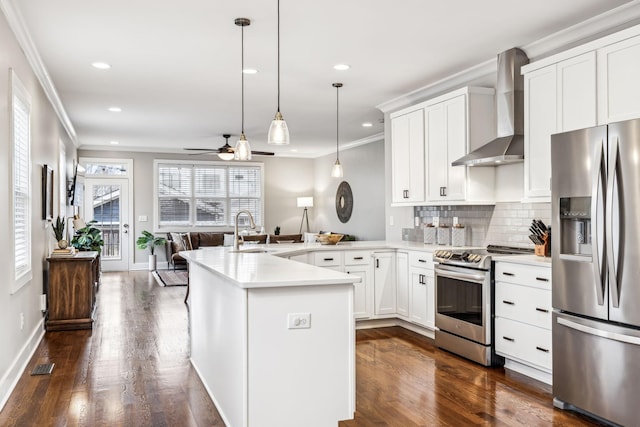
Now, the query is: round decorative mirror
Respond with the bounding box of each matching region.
[335,181,353,223]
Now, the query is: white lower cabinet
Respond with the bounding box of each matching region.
[395,251,409,318]
[494,260,552,384]
[344,251,373,320]
[407,251,434,329]
[373,252,396,316]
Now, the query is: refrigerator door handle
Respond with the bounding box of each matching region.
[591,139,605,306]
[606,137,620,308]
[557,316,640,346]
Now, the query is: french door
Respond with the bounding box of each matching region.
[84,177,130,271]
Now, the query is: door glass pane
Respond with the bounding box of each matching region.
[92,184,121,258]
[436,276,482,326]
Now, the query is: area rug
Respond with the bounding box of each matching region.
[153,270,188,287]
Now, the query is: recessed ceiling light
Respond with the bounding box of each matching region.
[333,64,350,71]
[243,68,258,74]
[108,107,122,112]
[92,62,111,69]
[109,140,119,145]
[362,122,373,127]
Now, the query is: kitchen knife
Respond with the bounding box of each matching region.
[536,219,548,232]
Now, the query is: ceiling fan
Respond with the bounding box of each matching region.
[185,134,275,159]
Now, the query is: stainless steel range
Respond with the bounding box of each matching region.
[433,245,532,366]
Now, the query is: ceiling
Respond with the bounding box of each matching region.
[8,0,636,158]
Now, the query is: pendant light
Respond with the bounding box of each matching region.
[331,82,344,178]
[234,18,252,161]
[267,0,290,145]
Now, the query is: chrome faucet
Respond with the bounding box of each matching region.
[234,210,256,250]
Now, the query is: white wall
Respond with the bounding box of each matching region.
[0,11,76,409]
[312,140,385,240]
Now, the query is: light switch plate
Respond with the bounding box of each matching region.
[138,215,148,222]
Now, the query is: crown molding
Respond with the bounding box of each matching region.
[377,1,640,114]
[0,0,77,145]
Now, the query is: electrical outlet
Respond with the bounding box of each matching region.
[287,313,311,329]
[40,294,47,311]
[19,312,24,330]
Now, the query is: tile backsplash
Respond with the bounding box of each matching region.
[403,202,551,248]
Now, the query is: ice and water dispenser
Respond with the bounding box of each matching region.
[559,197,592,256]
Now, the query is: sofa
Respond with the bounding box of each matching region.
[166,232,232,270]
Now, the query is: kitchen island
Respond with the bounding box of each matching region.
[181,247,359,427]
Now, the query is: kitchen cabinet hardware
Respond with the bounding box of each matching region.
[418,259,427,263]
[502,300,515,305]
[535,307,549,313]
[535,277,550,282]
[502,272,515,277]
[439,187,448,197]
[403,190,409,199]
[323,258,334,261]
[353,257,363,260]
[376,259,379,268]
[536,346,550,353]
[503,336,515,342]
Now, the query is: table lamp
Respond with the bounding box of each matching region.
[297,197,314,234]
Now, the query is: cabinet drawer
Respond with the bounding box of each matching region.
[409,251,433,269]
[495,318,552,371]
[344,251,371,266]
[495,262,551,289]
[313,251,343,267]
[495,282,552,329]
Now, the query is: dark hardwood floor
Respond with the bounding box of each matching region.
[0,271,604,426]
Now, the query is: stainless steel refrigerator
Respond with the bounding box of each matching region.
[551,119,640,427]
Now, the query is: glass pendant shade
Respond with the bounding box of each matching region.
[268,111,290,145]
[331,159,343,178]
[234,133,252,160]
[218,152,234,161]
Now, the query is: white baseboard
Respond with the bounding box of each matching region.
[504,359,552,385]
[0,318,45,411]
[356,317,435,340]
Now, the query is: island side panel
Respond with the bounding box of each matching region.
[247,283,355,427]
[189,262,248,427]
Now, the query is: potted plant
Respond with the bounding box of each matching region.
[51,216,67,249]
[136,230,167,271]
[71,220,105,252]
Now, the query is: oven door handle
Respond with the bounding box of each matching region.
[435,266,486,284]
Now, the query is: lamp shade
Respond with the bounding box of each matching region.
[297,197,314,208]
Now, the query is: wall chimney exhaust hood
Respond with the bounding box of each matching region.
[452,48,529,167]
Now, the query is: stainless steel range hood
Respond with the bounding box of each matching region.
[452,48,529,166]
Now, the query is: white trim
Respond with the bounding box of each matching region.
[0,0,77,145]
[0,319,45,412]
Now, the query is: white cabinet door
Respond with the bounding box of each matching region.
[598,34,640,124]
[409,268,428,327]
[426,95,467,202]
[346,266,371,320]
[373,252,396,316]
[524,65,556,201]
[557,52,597,132]
[391,109,425,204]
[395,251,409,318]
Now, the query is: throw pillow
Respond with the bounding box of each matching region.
[181,232,193,250]
[170,232,185,251]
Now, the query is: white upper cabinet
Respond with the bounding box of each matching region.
[390,109,425,204]
[390,86,495,206]
[597,34,640,124]
[523,51,596,201]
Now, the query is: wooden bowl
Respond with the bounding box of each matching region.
[315,233,344,245]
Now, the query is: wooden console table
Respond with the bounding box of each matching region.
[46,251,99,331]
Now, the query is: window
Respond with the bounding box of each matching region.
[11,69,32,292]
[155,160,263,230]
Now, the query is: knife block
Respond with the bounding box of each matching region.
[535,233,550,257]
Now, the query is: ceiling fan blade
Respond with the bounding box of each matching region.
[251,151,275,156]
[184,148,220,152]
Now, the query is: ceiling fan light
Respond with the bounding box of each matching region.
[234,133,252,160]
[268,111,290,145]
[331,159,343,178]
[218,152,235,161]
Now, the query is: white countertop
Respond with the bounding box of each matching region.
[492,254,552,266]
[180,240,486,289]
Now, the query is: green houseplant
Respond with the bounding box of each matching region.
[51,215,67,249]
[71,220,104,252]
[137,230,167,271]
